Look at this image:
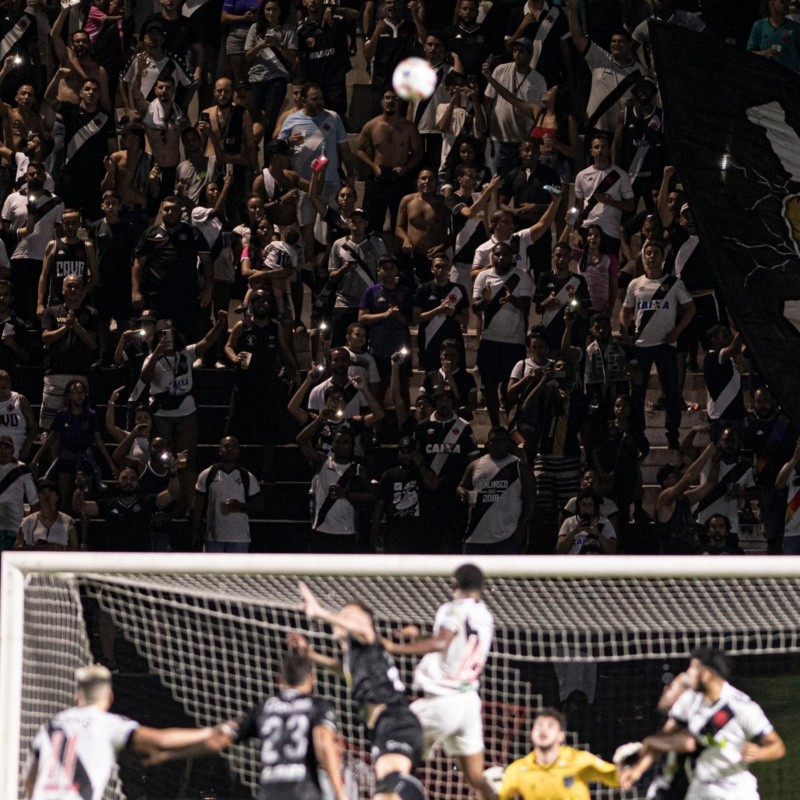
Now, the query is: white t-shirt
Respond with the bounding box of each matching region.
[19,511,74,548]
[0,460,37,530]
[144,344,197,417]
[623,274,692,348]
[414,596,494,696]
[485,62,547,142]
[695,458,755,534]
[563,495,619,519]
[510,357,552,380]
[583,42,643,132]
[435,102,468,172]
[473,267,533,344]
[346,348,380,384]
[670,683,772,795]
[558,514,616,554]
[311,456,362,535]
[2,189,64,261]
[574,164,634,238]
[277,109,348,182]
[195,465,259,542]
[472,229,535,275]
[29,705,139,800]
[308,377,366,419]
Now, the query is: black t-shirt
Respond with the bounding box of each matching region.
[380,465,424,524]
[134,223,209,305]
[140,14,190,59]
[415,415,478,491]
[414,280,469,357]
[297,15,351,81]
[421,367,476,420]
[238,689,336,798]
[91,218,140,294]
[367,18,417,82]
[344,636,406,709]
[96,494,159,551]
[234,320,282,384]
[41,304,98,376]
[444,22,491,79]
[58,102,115,179]
[502,162,562,210]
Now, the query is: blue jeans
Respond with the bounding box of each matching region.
[205,541,250,553]
[631,344,682,445]
[252,77,288,141]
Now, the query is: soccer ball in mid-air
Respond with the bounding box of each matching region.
[392,57,437,102]
[482,766,506,793]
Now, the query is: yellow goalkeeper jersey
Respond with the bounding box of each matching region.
[498,745,619,800]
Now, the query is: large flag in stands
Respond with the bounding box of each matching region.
[652,22,800,430]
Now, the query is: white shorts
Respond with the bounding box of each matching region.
[410,690,484,759]
[686,773,759,800]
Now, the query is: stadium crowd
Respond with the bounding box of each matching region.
[0,0,799,557]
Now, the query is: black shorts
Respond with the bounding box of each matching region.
[370,704,423,769]
[476,340,526,384]
[256,780,322,800]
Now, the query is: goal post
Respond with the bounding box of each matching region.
[3,553,800,800]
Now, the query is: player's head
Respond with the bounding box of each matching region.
[531,707,566,750]
[75,664,113,707]
[452,563,484,596]
[688,647,731,689]
[335,601,374,641]
[280,652,315,690]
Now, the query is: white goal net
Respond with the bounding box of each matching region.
[3,554,800,800]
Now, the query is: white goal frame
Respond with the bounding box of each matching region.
[4,552,800,800]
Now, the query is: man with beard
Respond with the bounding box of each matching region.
[0,75,45,154]
[224,289,298,481]
[101,119,153,228]
[49,5,111,109]
[416,386,480,553]
[356,88,423,244]
[45,74,116,222]
[74,462,182,551]
[620,648,784,800]
[742,385,796,554]
[372,435,439,553]
[363,1,419,104]
[2,162,63,323]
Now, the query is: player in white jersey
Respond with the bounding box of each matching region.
[25,664,217,800]
[383,564,496,800]
[619,648,785,800]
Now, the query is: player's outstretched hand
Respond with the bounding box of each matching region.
[287,632,309,654]
[398,624,421,640]
[298,581,324,619]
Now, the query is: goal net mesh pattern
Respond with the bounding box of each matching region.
[17,570,800,800]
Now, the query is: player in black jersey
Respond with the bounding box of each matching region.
[153,653,349,800]
[290,582,426,800]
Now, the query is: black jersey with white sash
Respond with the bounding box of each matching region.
[343,636,407,710]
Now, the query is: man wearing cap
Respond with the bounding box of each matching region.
[483,37,546,174]
[372,435,439,552]
[621,238,695,450]
[416,385,480,552]
[0,432,38,550]
[613,77,666,210]
[328,207,387,346]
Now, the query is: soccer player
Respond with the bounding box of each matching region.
[290,582,426,800]
[151,652,350,800]
[498,707,619,800]
[25,664,215,800]
[620,647,785,800]
[383,563,496,800]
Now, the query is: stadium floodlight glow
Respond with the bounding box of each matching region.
[4,553,800,800]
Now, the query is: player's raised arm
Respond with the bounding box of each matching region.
[287,631,344,675]
[129,722,225,764]
[298,581,375,643]
[383,624,456,656]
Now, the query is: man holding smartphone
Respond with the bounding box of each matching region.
[556,488,618,553]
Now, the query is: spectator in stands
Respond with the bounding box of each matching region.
[458,425,535,554]
[435,72,485,183]
[621,239,695,450]
[776,436,800,553]
[17,478,78,550]
[566,2,642,138]
[105,389,153,471]
[224,289,296,480]
[561,467,621,538]
[299,426,373,552]
[704,325,745,437]
[33,379,117,510]
[372,434,440,553]
[0,282,33,372]
[579,312,631,419]
[396,168,450,287]
[39,276,98,431]
[556,488,618,554]
[482,38,545,175]
[75,462,181,551]
[701,513,743,555]
[444,0,492,80]
[132,196,213,341]
[356,88,423,244]
[421,338,477,421]
[343,322,381,397]
[748,0,800,73]
[2,162,64,325]
[0,433,38,551]
[632,0,705,72]
[192,435,263,552]
[0,369,37,461]
[505,0,568,87]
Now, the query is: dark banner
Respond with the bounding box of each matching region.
[652,22,800,429]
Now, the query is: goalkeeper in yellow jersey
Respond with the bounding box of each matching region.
[497,708,620,800]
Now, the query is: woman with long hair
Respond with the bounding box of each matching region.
[574,224,619,314]
[441,135,492,196]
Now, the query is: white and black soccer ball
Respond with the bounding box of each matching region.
[392,57,437,102]
[482,765,506,793]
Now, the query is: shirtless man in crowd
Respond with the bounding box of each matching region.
[0,59,44,151]
[396,168,450,287]
[102,121,152,216]
[356,88,423,246]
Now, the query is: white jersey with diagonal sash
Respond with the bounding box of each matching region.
[670,682,773,800]
[0,390,26,456]
[29,705,139,800]
[413,596,494,697]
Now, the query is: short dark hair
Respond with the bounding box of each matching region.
[611,27,632,41]
[282,652,314,685]
[690,646,731,680]
[453,563,484,591]
[575,488,600,516]
[534,707,566,729]
[591,131,612,147]
[444,70,466,88]
[706,513,731,533]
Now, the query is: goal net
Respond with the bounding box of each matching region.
[3,554,800,800]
